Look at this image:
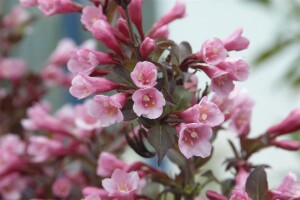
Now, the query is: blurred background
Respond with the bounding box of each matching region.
[2,0,300,190]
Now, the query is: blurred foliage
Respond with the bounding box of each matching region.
[246,0,300,88]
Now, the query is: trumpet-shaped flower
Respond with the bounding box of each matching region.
[217,57,250,82]
[223,28,250,51]
[130,61,157,88]
[140,37,156,59]
[200,37,227,65]
[97,152,127,177]
[102,169,140,198]
[177,123,212,159]
[132,88,165,119]
[87,93,126,127]
[37,0,82,16]
[270,172,300,199]
[81,5,106,31]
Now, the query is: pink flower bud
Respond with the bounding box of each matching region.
[116,18,130,39]
[140,37,156,59]
[52,177,72,198]
[81,5,106,31]
[132,87,166,119]
[91,19,123,55]
[102,169,140,198]
[149,1,186,34]
[67,48,116,75]
[48,38,76,65]
[69,74,120,99]
[223,28,250,51]
[87,93,126,127]
[37,0,83,16]
[270,140,300,151]
[206,190,227,200]
[177,123,213,159]
[130,61,157,88]
[267,108,300,137]
[20,0,38,7]
[200,37,227,65]
[181,96,224,127]
[149,25,169,39]
[97,152,127,177]
[217,58,250,82]
[128,0,143,38]
[0,58,27,80]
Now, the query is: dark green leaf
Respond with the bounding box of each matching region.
[173,86,194,110]
[147,125,176,165]
[121,99,138,121]
[245,166,268,200]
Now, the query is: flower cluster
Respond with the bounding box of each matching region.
[0,0,299,199]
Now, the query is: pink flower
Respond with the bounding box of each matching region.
[148,1,186,36]
[270,140,300,151]
[233,168,249,192]
[0,58,27,80]
[67,48,116,75]
[181,96,224,127]
[81,5,106,31]
[270,172,300,199]
[41,64,70,87]
[91,19,122,55]
[20,0,38,7]
[230,190,252,200]
[206,190,228,200]
[200,37,227,65]
[201,66,235,97]
[102,169,140,198]
[140,37,156,59]
[82,187,108,200]
[37,0,82,16]
[97,152,127,177]
[27,136,63,162]
[3,6,30,28]
[116,18,130,39]
[69,74,120,99]
[267,108,300,137]
[217,58,250,82]
[87,93,126,127]
[130,61,157,88]
[128,0,143,38]
[223,28,250,51]
[0,173,26,200]
[229,107,252,137]
[177,123,213,159]
[48,38,76,65]
[52,177,72,198]
[132,88,166,119]
[149,25,169,39]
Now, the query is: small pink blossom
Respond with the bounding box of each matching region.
[37,0,82,16]
[140,37,156,59]
[149,25,170,39]
[87,93,126,127]
[230,190,252,200]
[177,123,213,159]
[267,108,300,137]
[52,177,72,198]
[270,172,300,199]
[92,19,123,55]
[3,6,30,28]
[0,58,27,80]
[132,88,166,119]
[217,58,250,82]
[181,96,224,127]
[82,187,108,200]
[69,74,120,99]
[223,28,250,51]
[97,152,127,177]
[67,48,116,75]
[200,37,227,65]
[27,136,63,163]
[48,38,76,65]
[20,0,38,7]
[41,64,71,87]
[130,61,157,88]
[102,169,140,198]
[81,5,106,31]
[0,173,26,200]
[206,190,228,200]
